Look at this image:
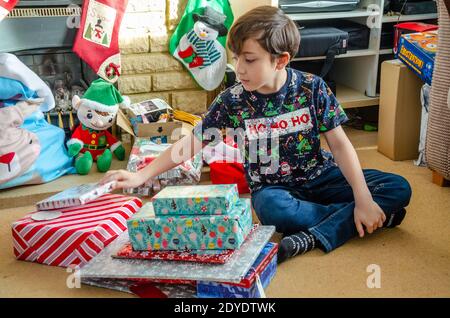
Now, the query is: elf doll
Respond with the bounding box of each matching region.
[67,78,128,175]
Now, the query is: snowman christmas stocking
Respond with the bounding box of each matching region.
[169,0,233,91]
[0,0,18,23]
[73,0,128,83]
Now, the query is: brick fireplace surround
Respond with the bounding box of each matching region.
[118,0,215,115]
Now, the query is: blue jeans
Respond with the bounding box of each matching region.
[251,167,412,252]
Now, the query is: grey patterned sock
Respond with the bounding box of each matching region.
[384,208,407,228]
[278,230,317,264]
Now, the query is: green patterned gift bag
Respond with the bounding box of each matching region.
[169,0,234,91]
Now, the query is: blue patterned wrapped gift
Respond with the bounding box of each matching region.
[128,198,253,251]
[151,184,239,216]
[197,242,278,298]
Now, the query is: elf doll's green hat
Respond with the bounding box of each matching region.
[80,78,126,113]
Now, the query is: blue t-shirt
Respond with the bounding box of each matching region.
[194,68,348,192]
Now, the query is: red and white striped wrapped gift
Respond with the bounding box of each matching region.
[12,194,142,268]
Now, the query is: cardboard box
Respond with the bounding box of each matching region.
[397,31,437,85]
[116,109,193,144]
[127,198,253,251]
[127,99,172,124]
[378,60,423,160]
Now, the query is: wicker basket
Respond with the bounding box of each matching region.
[425,0,450,180]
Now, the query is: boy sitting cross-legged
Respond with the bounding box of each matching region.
[101,6,411,263]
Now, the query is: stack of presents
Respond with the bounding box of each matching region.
[11,182,277,298]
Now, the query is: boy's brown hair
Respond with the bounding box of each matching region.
[228,6,300,60]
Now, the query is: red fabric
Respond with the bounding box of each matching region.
[0,0,18,11]
[395,22,439,33]
[0,152,15,165]
[0,0,18,22]
[73,0,128,83]
[206,136,250,194]
[178,45,194,59]
[129,283,168,298]
[209,162,250,194]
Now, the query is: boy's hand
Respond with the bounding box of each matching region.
[354,200,386,238]
[99,169,147,191]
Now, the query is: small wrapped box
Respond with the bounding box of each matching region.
[151,184,239,216]
[113,241,237,264]
[197,242,278,298]
[12,194,142,267]
[128,198,253,251]
[125,138,203,197]
[36,181,116,210]
[82,277,197,298]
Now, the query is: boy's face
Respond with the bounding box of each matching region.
[232,38,285,94]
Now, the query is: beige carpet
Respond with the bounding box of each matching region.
[0,128,449,297]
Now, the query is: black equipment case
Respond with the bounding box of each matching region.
[297,25,348,58]
[279,0,361,13]
[295,25,349,94]
[391,0,437,15]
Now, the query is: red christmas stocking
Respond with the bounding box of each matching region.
[73,0,128,83]
[0,0,19,22]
